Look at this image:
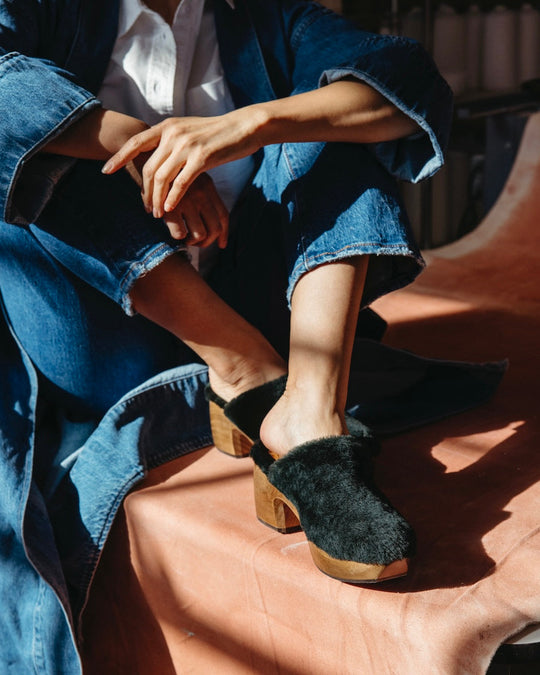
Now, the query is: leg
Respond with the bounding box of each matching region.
[208,141,423,353]
[129,253,286,402]
[260,256,369,457]
[205,139,423,449]
[223,142,418,581]
[23,149,414,584]
[30,145,418,446]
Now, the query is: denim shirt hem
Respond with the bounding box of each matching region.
[70,364,213,636]
[1,296,212,671]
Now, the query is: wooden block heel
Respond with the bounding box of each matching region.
[208,400,253,457]
[253,465,302,533]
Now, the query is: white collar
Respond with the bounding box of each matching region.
[119,0,235,37]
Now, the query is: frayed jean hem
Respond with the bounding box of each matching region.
[119,242,187,316]
[286,243,426,308]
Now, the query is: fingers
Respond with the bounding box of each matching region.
[162,174,229,248]
[163,158,201,214]
[163,205,213,247]
[163,213,188,240]
[149,153,185,218]
[199,174,229,249]
[104,116,226,214]
[140,149,173,215]
[168,202,206,245]
[142,150,200,217]
[102,127,161,174]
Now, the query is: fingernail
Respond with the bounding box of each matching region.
[164,201,172,212]
[101,162,112,174]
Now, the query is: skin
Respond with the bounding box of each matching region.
[42,0,419,456]
[102,80,417,219]
[43,109,230,248]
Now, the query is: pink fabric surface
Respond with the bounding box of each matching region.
[82,114,540,674]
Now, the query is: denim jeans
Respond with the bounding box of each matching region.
[0,141,507,674]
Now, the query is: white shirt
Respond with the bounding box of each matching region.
[98,0,255,272]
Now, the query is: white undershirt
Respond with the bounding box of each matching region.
[98,0,255,273]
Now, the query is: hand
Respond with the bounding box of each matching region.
[161,172,229,248]
[102,111,261,217]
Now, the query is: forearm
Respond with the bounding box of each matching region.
[102,79,421,215]
[247,80,419,148]
[41,108,149,160]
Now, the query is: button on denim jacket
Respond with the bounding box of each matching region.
[0,0,453,671]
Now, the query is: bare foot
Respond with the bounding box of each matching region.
[259,384,348,458]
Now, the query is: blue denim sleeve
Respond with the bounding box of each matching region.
[0,3,101,225]
[282,0,453,183]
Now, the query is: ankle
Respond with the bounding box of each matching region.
[259,390,347,458]
[208,353,286,403]
[284,376,346,418]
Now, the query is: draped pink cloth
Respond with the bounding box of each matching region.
[82,113,540,674]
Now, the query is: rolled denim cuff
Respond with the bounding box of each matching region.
[320,54,452,183]
[0,52,101,225]
[288,241,425,310]
[282,1,453,183]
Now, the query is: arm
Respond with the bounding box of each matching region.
[41,106,229,247]
[41,108,149,160]
[102,78,418,217]
[103,0,453,217]
[245,79,418,146]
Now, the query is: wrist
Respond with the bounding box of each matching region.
[242,97,315,147]
[100,110,149,155]
[246,101,283,148]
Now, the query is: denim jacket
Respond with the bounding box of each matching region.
[0,1,457,672]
